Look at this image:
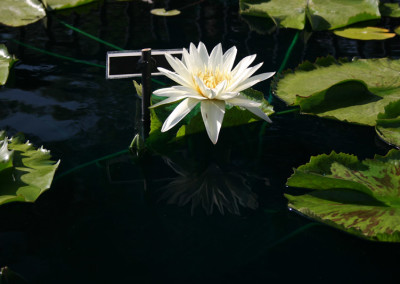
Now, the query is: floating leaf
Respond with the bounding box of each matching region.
[274,57,400,126]
[333,26,395,40]
[239,0,307,30]
[379,3,400,18]
[150,8,181,17]
[0,131,59,206]
[43,0,99,10]
[307,0,380,31]
[0,45,18,86]
[376,100,400,148]
[395,26,400,36]
[0,0,46,27]
[286,149,400,242]
[240,0,381,31]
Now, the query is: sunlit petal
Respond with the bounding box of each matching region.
[222,46,237,73]
[162,98,199,132]
[226,95,262,108]
[158,67,193,88]
[234,72,276,93]
[244,106,272,123]
[150,96,186,108]
[201,100,225,144]
[209,43,223,70]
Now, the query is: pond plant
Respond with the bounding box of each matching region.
[150,42,275,144]
[2,1,400,281]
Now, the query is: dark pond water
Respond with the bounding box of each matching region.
[1,0,400,283]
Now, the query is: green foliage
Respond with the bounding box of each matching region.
[376,100,400,148]
[274,57,400,126]
[150,8,181,16]
[133,80,142,97]
[333,26,395,40]
[43,0,98,10]
[0,131,59,206]
[286,149,400,242]
[379,3,400,18]
[0,45,17,86]
[0,0,99,27]
[0,0,46,27]
[239,0,381,31]
[239,0,307,30]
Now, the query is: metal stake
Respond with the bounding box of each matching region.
[140,48,152,139]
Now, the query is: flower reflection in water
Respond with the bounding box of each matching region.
[158,157,260,215]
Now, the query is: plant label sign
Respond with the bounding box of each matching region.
[106,49,183,79]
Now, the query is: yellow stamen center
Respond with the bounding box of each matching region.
[194,68,231,96]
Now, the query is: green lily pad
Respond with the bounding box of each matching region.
[274,57,400,126]
[240,0,381,31]
[0,44,18,86]
[333,26,395,40]
[379,3,400,18]
[376,100,400,148]
[43,0,98,10]
[150,8,181,17]
[239,0,307,30]
[285,149,400,242]
[0,131,59,206]
[0,0,46,27]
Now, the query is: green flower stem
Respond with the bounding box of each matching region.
[55,149,129,181]
[55,19,124,51]
[11,39,105,68]
[268,30,300,103]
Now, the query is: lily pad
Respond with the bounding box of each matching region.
[150,8,181,17]
[239,0,307,30]
[43,0,99,10]
[274,57,400,126]
[379,3,400,18]
[285,149,400,242]
[0,44,18,86]
[239,0,381,31]
[0,131,59,206]
[0,0,46,27]
[333,26,395,40]
[376,100,400,148]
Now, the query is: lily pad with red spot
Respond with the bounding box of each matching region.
[285,149,400,242]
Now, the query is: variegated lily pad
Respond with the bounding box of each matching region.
[376,100,400,148]
[286,150,400,242]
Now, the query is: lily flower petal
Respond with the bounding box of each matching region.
[162,98,199,132]
[209,43,223,70]
[150,96,187,108]
[226,95,262,108]
[222,46,237,73]
[201,100,225,144]
[244,106,273,123]
[234,72,276,93]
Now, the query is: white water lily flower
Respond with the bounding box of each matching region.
[150,42,275,144]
